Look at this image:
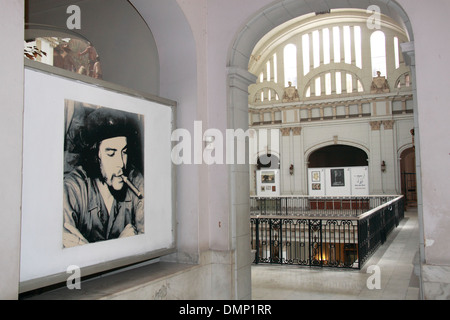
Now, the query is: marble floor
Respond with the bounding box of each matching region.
[251,208,421,300]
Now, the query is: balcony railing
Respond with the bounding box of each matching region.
[250,195,404,269]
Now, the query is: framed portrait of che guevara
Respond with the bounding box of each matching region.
[20,61,176,293]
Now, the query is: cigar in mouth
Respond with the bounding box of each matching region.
[122,176,143,199]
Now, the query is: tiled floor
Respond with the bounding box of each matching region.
[251,208,421,300]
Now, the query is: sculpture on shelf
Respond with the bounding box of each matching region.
[371,71,390,93]
[282,81,300,102]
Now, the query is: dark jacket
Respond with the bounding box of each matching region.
[63,166,144,247]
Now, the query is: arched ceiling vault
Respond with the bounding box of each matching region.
[229,0,413,71]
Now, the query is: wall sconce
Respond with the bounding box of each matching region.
[289,164,294,175]
[381,161,386,172]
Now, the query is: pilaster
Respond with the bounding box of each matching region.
[369,121,383,193]
[227,66,257,299]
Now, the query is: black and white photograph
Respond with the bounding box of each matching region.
[20,67,175,290]
[331,168,345,187]
[63,100,145,248]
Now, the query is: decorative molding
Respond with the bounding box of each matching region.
[282,82,300,102]
[292,127,302,136]
[370,121,381,130]
[280,127,291,136]
[382,120,395,130]
[227,66,258,92]
[371,71,390,94]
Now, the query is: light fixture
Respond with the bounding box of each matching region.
[381,161,386,172]
[289,164,294,175]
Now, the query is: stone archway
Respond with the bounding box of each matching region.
[400,147,417,207]
[227,0,419,299]
[308,145,368,168]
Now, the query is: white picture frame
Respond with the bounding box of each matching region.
[20,61,177,292]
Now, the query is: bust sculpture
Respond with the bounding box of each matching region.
[371,71,390,93]
[282,81,300,102]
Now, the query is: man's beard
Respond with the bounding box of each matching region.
[99,171,128,201]
[108,183,127,202]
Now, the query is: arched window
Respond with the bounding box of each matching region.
[333,26,341,63]
[248,9,410,103]
[343,26,352,64]
[312,30,320,68]
[273,53,278,83]
[323,28,330,65]
[394,37,400,69]
[370,31,387,77]
[335,71,342,94]
[354,26,362,68]
[302,34,310,75]
[284,44,297,87]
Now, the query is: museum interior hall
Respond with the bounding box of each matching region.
[1,0,450,301]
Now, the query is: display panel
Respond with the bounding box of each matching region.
[20,64,176,292]
[308,166,369,196]
[256,169,280,196]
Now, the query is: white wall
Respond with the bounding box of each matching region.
[0,0,24,299]
[131,0,202,264]
[397,0,450,266]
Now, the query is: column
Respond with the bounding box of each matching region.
[281,127,291,194]
[320,74,326,96]
[341,71,347,94]
[400,43,425,299]
[361,26,373,91]
[352,75,358,93]
[276,47,283,86]
[385,34,396,79]
[310,74,316,97]
[227,66,258,299]
[309,32,314,71]
[350,26,356,66]
[296,36,304,89]
[329,26,335,63]
[340,26,345,64]
[1,0,24,299]
[269,55,275,82]
[319,29,324,66]
[331,71,336,94]
[292,127,303,194]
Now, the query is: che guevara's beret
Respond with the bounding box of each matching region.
[84,107,133,146]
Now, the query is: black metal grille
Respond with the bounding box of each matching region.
[250,196,404,269]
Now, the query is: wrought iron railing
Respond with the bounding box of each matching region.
[250,195,404,269]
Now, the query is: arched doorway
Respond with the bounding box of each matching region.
[400,147,417,207]
[228,0,420,298]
